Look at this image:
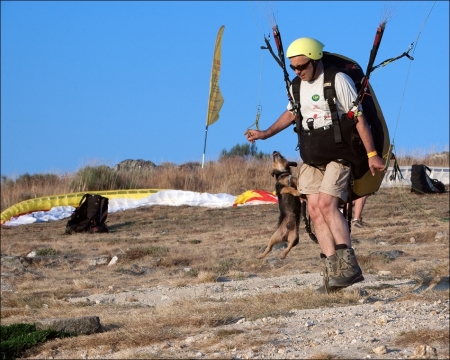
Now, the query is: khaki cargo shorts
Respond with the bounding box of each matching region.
[298,161,351,202]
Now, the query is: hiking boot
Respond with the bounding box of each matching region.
[328,247,364,289]
[316,253,340,294]
[351,218,364,228]
[317,248,364,294]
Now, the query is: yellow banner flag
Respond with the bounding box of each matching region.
[206,25,225,126]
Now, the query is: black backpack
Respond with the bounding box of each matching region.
[65,194,109,234]
[292,51,386,182]
[410,164,446,194]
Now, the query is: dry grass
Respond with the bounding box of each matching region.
[308,352,340,359]
[395,291,448,305]
[394,148,449,167]
[1,157,275,211]
[394,328,449,346]
[1,151,448,211]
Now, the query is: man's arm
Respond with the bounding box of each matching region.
[245,110,296,143]
[355,114,386,175]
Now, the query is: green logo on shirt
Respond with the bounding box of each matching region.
[312,94,320,101]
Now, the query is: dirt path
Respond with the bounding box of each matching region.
[67,273,412,307]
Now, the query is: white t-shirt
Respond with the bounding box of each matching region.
[287,70,360,130]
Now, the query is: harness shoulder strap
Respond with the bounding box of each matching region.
[292,77,302,151]
[292,77,301,105]
[292,76,302,120]
[323,66,344,147]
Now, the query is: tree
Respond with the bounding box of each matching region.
[219,143,270,160]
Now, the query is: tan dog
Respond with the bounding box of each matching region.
[258,151,301,260]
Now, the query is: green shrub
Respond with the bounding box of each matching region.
[0,323,72,360]
[35,248,59,256]
[70,165,135,192]
[219,143,270,160]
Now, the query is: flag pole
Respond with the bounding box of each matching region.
[202,125,209,168]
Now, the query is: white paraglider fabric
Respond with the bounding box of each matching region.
[3,190,238,226]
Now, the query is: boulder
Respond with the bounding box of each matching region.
[113,159,156,171]
[35,316,102,335]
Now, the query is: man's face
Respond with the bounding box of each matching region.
[289,55,313,81]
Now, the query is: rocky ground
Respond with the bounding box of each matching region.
[2,252,449,359]
[61,272,449,359]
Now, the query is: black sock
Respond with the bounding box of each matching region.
[335,244,348,250]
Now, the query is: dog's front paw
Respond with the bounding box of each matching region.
[280,187,301,197]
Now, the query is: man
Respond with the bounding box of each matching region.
[245,37,385,293]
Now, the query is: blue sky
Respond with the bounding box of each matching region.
[1,1,448,177]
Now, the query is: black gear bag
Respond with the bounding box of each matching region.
[410,164,446,194]
[65,194,109,234]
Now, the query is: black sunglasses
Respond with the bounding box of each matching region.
[289,59,311,72]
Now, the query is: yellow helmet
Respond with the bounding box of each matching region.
[286,37,325,60]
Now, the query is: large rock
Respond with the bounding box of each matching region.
[89,255,111,266]
[1,255,83,272]
[413,345,437,359]
[178,162,202,171]
[35,316,102,335]
[113,159,156,171]
[1,256,32,274]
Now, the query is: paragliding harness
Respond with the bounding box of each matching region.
[291,55,387,226]
[65,194,109,234]
[291,52,385,186]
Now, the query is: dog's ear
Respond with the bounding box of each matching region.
[288,162,298,167]
[271,170,276,177]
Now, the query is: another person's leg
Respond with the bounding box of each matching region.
[352,195,368,228]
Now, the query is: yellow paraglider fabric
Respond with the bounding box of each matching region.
[1,189,162,224]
